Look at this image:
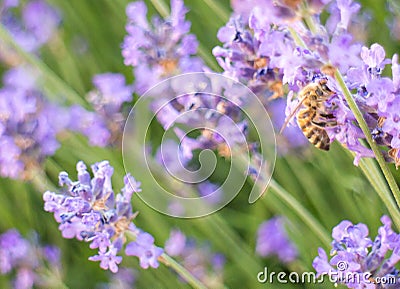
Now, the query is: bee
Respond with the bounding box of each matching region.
[280,78,337,150]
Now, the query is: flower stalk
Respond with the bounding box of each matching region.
[159,253,209,289]
[334,69,400,209]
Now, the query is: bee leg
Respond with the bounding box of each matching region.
[311,120,337,128]
[318,112,335,119]
[312,114,337,127]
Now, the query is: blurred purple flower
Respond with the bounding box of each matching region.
[197,181,222,205]
[68,105,111,147]
[164,229,225,287]
[22,0,61,45]
[153,92,247,160]
[125,232,163,269]
[0,66,68,179]
[87,73,133,145]
[256,216,298,263]
[1,0,60,53]
[96,267,136,289]
[2,0,19,9]
[122,0,205,94]
[0,229,62,289]
[165,229,186,256]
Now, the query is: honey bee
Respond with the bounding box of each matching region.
[281,78,337,150]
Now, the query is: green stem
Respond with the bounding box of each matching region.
[334,70,400,208]
[288,26,308,49]
[201,0,230,23]
[39,268,70,289]
[149,0,169,18]
[268,179,331,247]
[159,253,209,289]
[0,24,87,107]
[357,154,400,228]
[304,15,318,35]
[30,169,57,193]
[234,152,331,247]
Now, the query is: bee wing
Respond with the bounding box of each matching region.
[279,95,308,134]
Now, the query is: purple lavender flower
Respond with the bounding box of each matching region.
[152,91,248,160]
[313,216,400,288]
[89,246,123,273]
[1,0,60,53]
[164,229,225,287]
[0,65,116,178]
[96,267,136,289]
[220,0,400,166]
[122,0,205,94]
[2,0,19,10]
[256,216,298,263]
[0,229,63,289]
[125,232,163,269]
[43,160,163,272]
[22,0,61,46]
[68,105,111,147]
[86,73,133,145]
[213,16,307,153]
[0,66,68,179]
[197,181,222,205]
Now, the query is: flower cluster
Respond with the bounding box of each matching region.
[313,216,400,288]
[122,0,205,94]
[0,2,122,178]
[0,0,60,56]
[0,66,69,179]
[215,0,400,166]
[85,73,133,146]
[0,229,62,289]
[0,65,123,178]
[43,160,163,272]
[155,140,223,215]
[165,229,225,287]
[256,216,298,263]
[152,91,248,159]
[212,15,309,153]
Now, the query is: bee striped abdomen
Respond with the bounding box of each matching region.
[297,108,331,151]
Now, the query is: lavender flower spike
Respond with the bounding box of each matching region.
[86,73,133,145]
[0,229,62,289]
[220,0,400,166]
[164,229,225,287]
[122,0,205,94]
[1,0,60,53]
[256,216,298,263]
[0,66,68,179]
[313,216,400,288]
[43,160,163,272]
